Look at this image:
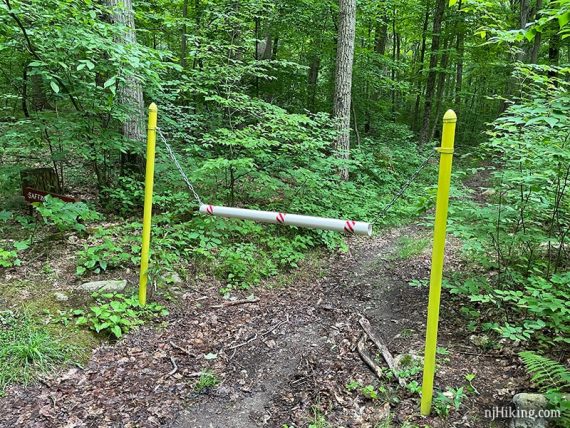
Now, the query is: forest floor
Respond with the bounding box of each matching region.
[0,219,529,427]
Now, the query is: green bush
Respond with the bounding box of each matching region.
[34,195,100,233]
[71,293,168,339]
[449,79,570,346]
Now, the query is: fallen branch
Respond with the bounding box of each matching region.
[211,298,260,309]
[359,317,406,387]
[356,334,383,380]
[262,319,288,337]
[166,356,178,378]
[169,341,197,358]
[228,333,258,351]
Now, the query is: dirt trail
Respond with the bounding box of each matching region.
[0,225,522,427]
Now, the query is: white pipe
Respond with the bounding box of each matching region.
[199,205,372,236]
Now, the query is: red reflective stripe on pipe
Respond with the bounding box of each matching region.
[276,212,285,223]
[207,205,214,215]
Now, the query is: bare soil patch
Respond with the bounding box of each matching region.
[0,225,527,427]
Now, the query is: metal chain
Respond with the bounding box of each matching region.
[156,128,204,207]
[376,148,437,219]
[157,124,436,218]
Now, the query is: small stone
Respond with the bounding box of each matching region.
[167,272,183,284]
[79,280,127,293]
[510,393,548,428]
[469,334,490,348]
[54,292,69,302]
[393,353,424,373]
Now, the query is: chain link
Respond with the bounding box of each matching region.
[156,128,204,207]
[375,148,437,219]
[157,125,437,218]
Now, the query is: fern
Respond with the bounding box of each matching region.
[519,351,570,392]
[519,351,570,427]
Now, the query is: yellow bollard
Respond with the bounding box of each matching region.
[138,103,158,306]
[420,109,457,416]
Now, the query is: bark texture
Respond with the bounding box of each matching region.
[107,0,145,173]
[333,0,356,180]
[419,0,445,144]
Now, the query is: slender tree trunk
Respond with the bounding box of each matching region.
[181,0,188,68]
[548,31,561,83]
[374,19,388,55]
[529,0,542,63]
[419,0,445,144]
[307,56,321,112]
[333,0,356,180]
[430,35,450,140]
[391,10,397,115]
[107,0,145,174]
[454,0,464,108]
[412,0,431,131]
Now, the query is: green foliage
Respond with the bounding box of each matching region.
[449,76,570,346]
[432,387,466,418]
[69,293,168,339]
[519,351,570,425]
[308,406,330,428]
[34,196,100,234]
[345,380,362,391]
[99,177,144,217]
[519,352,570,392]
[0,247,20,268]
[0,310,74,395]
[76,237,136,276]
[194,371,219,392]
[391,236,430,260]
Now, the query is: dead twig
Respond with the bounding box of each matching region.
[211,298,260,309]
[228,333,258,351]
[359,317,406,387]
[169,341,197,357]
[166,356,178,378]
[261,319,288,337]
[356,334,383,380]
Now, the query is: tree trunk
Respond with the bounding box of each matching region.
[107,0,145,174]
[419,0,445,144]
[412,0,431,131]
[430,34,450,140]
[528,0,542,63]
[181,0,188,68]
[374,19,388,55]
[333,0,356,180]
[454,0,464,107]
[307,56,321,112]
[548,31,561,82]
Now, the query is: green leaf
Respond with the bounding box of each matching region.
[111,325,122,338]
[13,240,30,251]
[558,12,569,29]
[103,76,116,89]
[449,0,457,6]
[50,81,60,94]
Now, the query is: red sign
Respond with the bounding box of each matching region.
[23,187,76,203]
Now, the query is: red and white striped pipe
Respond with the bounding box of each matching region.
[199,205,372,236]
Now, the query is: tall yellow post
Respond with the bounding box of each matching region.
[138,103,158,306]
[420,110,457,415]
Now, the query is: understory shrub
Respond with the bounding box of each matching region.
[449,74,570,346]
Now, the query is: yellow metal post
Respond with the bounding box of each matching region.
[138,103,158,306]
[420,109,457,416]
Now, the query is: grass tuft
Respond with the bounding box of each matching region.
[0,310,76,395]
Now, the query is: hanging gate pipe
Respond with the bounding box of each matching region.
[200,205,372,236]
